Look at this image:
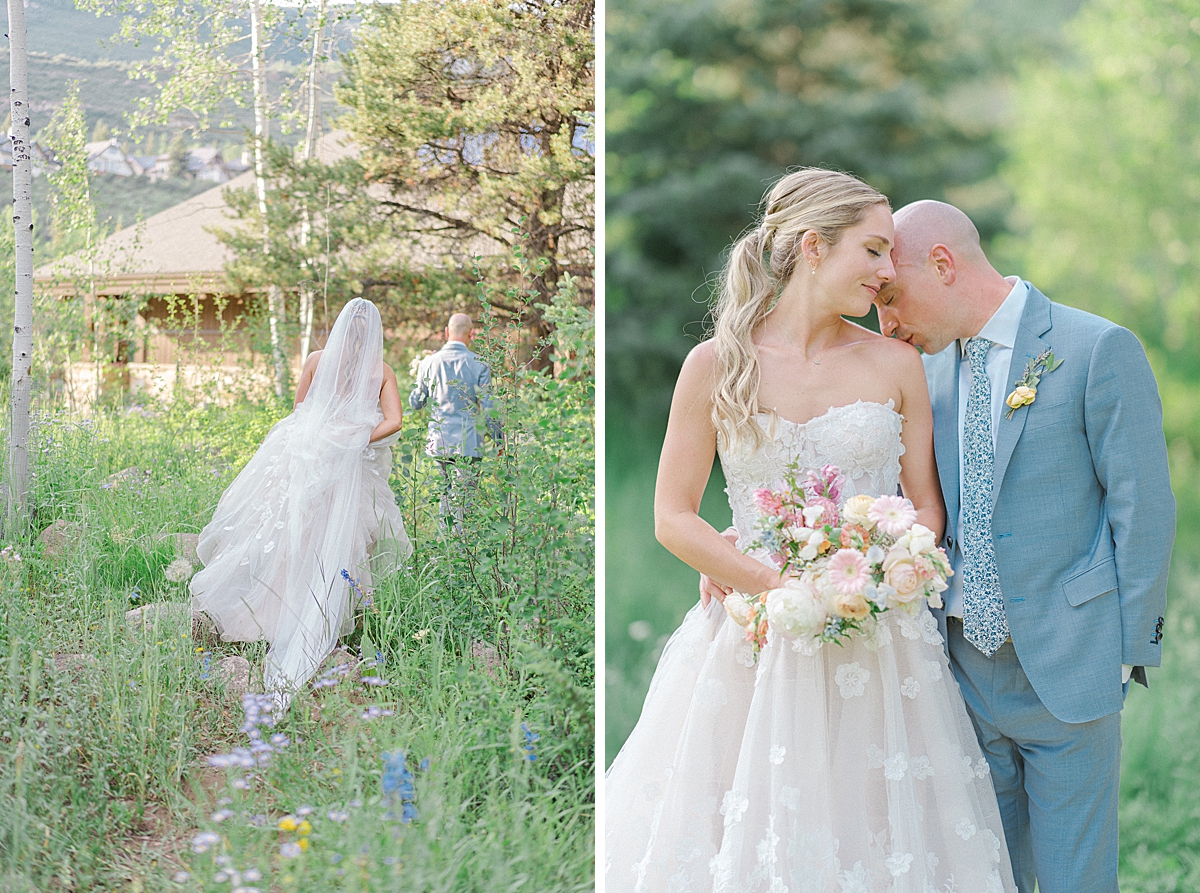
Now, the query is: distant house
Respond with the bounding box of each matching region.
[33,129,572,402]
[132,146,251,183]
[34,132,389,402]
[186,146,231,183]
[84,139,140,177]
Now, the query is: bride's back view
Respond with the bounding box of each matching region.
[604,169,1016,892]
[191,298,411,707]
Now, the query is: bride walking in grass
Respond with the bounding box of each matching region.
[190,297,412,710]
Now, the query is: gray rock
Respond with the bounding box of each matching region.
[125,602,198,633]
[215,655,251,698]
[102,467,150,491]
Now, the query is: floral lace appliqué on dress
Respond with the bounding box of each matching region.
[606,401,1017,893]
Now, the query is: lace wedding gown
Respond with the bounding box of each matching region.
[191,299,412,701]
[606,401,1015,893]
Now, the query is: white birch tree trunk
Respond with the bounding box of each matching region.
[250,0,287,399]
[298,0,327,363]
[7,0,34,530]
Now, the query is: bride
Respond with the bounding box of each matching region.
[605,169,1016,893]
[191,297,412,709]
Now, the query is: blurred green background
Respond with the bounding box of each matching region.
[606,0,1200,885]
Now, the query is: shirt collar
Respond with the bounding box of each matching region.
[958,277,1028,356]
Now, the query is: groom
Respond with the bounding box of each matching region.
[874,200,1175,893]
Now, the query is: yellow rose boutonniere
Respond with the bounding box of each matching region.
[1005,348,1064,419]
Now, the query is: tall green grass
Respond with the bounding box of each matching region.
[605,418,1200,891]
[0,370,594,891]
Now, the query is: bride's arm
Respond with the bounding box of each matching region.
[293,350,323,407]
[893,345,946,540]
[369,364,404,443]
[654,342,782,599]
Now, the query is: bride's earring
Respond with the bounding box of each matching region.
[809,262,817,275]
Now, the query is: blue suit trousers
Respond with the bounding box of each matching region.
[947,618,1122,893]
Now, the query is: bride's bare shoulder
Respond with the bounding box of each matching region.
[671,340,720,407]
[843,323,921,364]
[683,338,718,368]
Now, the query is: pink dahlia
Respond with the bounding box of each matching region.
[807,496,841,528]
[827,548,871,595]
[754,488,785,518]
[868,495,918,536]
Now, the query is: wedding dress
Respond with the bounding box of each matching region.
[190,298,412,702]
[605,401,1016,893]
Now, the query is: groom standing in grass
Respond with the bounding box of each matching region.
[409,313,503,526]
[874,200,1176,893]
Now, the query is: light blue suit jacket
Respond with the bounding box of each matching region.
[408,342,502,458]
[924,284,1175,723]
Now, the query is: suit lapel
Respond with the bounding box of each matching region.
[992,286,1053,504]
[926,347,961,537]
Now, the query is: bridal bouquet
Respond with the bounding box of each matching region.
[724,464,952,658]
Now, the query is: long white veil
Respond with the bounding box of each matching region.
[191,298,411,703]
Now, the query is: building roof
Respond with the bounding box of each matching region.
[35,131,362,296]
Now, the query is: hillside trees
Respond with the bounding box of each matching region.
[338,0,595,359]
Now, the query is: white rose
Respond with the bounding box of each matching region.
[766,579,827,639]
[908,523,937,555]
[723,594,756,628]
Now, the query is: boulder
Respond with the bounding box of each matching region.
[38,520,82,559]
[125,602,196,633]
[101,467,150,491]
[214,655,250,698]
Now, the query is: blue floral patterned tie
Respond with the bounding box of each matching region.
[962,338,1009,656]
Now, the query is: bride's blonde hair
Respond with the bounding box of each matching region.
[711,168,889,451]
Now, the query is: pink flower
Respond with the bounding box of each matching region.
[827,548,870,595]
[914,553,940,580]
[820,465,844,502]
[807,496,840,528]
[754,488,785,518]
[869,495,918,536]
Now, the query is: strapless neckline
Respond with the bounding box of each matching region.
[757,398,898,429]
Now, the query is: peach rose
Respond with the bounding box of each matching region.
[723,594,756,628]
[883,549,923,602]
[832,591,872,620]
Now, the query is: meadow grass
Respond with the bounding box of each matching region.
[605,419,1200,892]
[0,374,594,892]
